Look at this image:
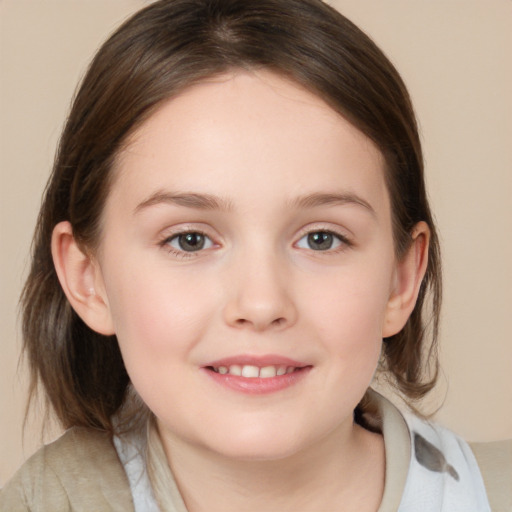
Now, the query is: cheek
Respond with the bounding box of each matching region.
[102,260,216,360]
[302,267,392,341]
[298,261,393,382]
[101,265,218,420]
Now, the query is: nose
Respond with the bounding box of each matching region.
[222,251,298,332]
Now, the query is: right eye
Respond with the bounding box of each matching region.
[166,232,214,253]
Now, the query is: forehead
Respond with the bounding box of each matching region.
[111,70,388,215]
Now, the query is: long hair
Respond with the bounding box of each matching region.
[22,0,441,434]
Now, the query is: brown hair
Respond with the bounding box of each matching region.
[22,0,441,434]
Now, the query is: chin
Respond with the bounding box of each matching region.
[213,440,304,462]
[197,422,316,462]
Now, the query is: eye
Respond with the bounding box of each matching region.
[167,232,214,252]
[296,231,345,251]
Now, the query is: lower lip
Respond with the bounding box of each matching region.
[202,367,312,395]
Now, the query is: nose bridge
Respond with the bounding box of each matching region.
[223,240,297,331]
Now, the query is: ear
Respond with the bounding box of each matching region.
[51,221,115,335]
[382,221,430,338]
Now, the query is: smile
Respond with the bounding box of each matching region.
[202,356,312,394]
[210,364,298,378]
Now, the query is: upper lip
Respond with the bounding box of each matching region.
[204,354,308,368]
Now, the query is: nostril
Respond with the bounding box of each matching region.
[233,316,286,329]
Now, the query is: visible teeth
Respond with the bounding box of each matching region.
[259,366,277,378]
[229,364,242,376]
[213,364,300,377]
[241,365,260,378]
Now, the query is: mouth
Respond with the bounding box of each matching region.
[202,356,312,394]
[207,364,301,378]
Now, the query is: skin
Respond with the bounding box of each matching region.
[52,70,429,511]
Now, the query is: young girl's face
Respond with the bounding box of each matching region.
[93,71,407,460]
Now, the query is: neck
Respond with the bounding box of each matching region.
[157,420,385,512]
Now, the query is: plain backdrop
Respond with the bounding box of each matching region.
[1,0,511,485]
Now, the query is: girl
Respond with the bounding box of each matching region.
[1,0,509,510]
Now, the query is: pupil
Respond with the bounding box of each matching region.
[308,232,333,250]
[179,233,204,251]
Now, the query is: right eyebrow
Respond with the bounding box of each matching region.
[133,191,234,215]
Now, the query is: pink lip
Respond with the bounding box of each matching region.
[205,354,306,368]
[201,354,312,395]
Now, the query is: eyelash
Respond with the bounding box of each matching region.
[159,227,352,259]
[294,228,352,254]
[159,229,215,259]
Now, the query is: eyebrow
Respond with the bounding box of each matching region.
[289,192,376,216]
[134,191,234,214]
[134,190,375,216]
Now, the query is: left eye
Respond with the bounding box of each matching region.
[168,232,214,252]
[296,231,344,251]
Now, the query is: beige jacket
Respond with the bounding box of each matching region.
[1,410,511,511]
[0,428,134,512]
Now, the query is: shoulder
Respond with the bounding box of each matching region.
[0,427,134,512]
[470,439,512,512]
[367,391,510,511]
[402,413,509,511]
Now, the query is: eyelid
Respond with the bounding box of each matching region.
[168,232,214,251]
[293,224,353,250]
[158,224,220,257]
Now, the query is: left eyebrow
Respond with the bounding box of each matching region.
[289,192,376,217]
[133,191,234,215]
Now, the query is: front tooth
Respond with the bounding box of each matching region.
[229,364,242,376]
[260,366,277,378]
[241,365,260,378]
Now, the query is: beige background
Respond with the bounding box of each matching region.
[1,0,511,485]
